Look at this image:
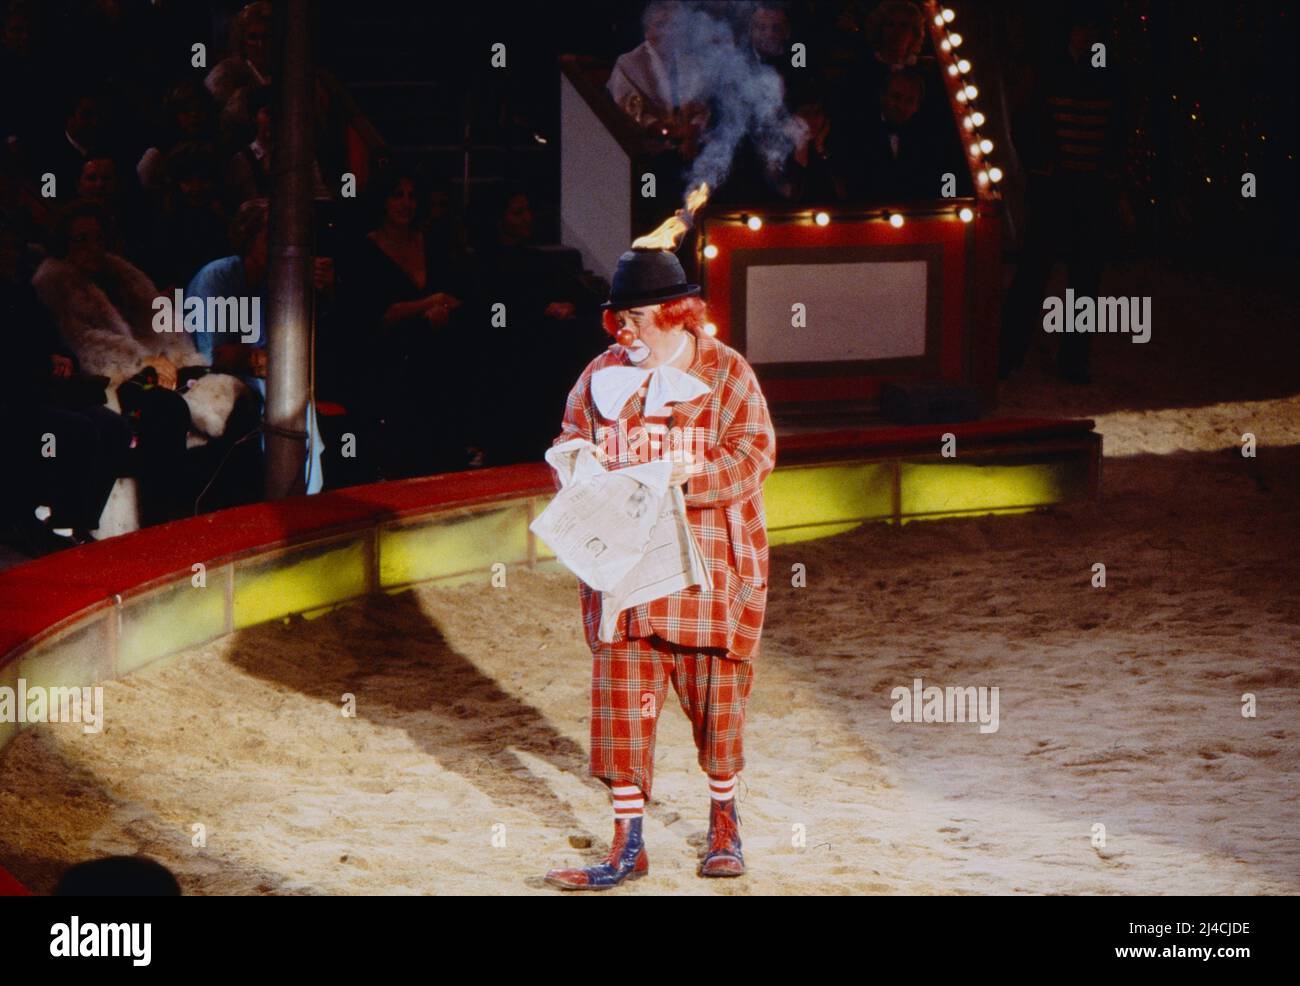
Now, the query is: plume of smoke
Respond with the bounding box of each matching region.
[657,1,806,205]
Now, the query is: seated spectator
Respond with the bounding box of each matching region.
[786,96,842,202]
[834,68,953,201]
[75,152,146,260]
[337,168,477,480]
[0,215,133,553]
[30,201,255,525]
[143,142,230,292]
[864,0,926,73]
[205,0,272,143]
[747,1,815,109]
[187,198,323,495]
[224,86,330,211]
[469,185,605,466]
[607,0,708,157]
[859,1,952,131]
[136,81,218,192]
[35,87,106,197]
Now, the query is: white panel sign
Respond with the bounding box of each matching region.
[744,261,928,364]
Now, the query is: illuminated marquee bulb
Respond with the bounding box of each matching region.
[948,63,959,77]
[957,59,971,74]
[746,215,763,231]
[977,170,989,186]
[955,89,967,103]
[889,213,905,228]
[964,84,979,100]
[988,167,1003,183]
[980,138,994,153]
[958,207,974,223]
[971,111,986,126]
[949,33,963,47]
[934,13,945,26]
[969,142,981,157]
[963,115,974,130]
[703,243,719,259]
[942,8,955,23]
[814,211,830,226]
[703,322,718,337]
[940,39,951,52]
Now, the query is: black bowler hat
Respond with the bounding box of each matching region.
[601,248,700,311]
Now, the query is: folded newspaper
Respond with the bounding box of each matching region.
[530,438,712,642]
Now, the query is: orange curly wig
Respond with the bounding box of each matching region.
[602,295,710,339]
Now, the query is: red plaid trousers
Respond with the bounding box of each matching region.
[589,634,754,800]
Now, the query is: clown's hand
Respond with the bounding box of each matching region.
[667,452,703,488]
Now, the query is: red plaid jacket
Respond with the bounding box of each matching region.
[552,326,777,659]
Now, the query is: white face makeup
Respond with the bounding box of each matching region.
[624,339,653,363]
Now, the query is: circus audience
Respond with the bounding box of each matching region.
[336,168,477,481]
[136,81,218,193]
[30,201,258,528]
[468,184,606,467]
[224,85,330,212]
[833,67,958,202]
[187,197,324,495]
[205,0,272,144]
[0,0,996,559]
[607,0,709,157]
[0,215,133,554]
[142,142,230,293]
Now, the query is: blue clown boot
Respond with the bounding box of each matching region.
[699,797,745,877]
[544,817,648,890]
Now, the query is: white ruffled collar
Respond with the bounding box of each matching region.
[591,335,709,419]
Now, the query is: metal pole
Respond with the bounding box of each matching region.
[264,0,314,499]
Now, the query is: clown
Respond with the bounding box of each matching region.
[543,248,776,890]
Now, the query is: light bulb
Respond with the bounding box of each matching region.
[980,138,993,153]
[958,207,974,222]
[942,8,955,23]
[703,243,719,259]
[964,84,978,100]
[988,166,1003,182]
[971,111,986,126]
[957,59,971,73]
[747,215,762,231]
[889,213,904,228]
[703,322,718,336]
[814,212,830,226]
[949,33,963,47]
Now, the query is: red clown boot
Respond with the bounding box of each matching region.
[544,817,648,890]
[699,796,745,877]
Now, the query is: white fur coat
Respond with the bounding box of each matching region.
[30,254,245,439]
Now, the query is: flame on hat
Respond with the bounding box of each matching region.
[631,183,710,251]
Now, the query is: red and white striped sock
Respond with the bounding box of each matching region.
[611,784,644,819]
[708,774,737,803]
